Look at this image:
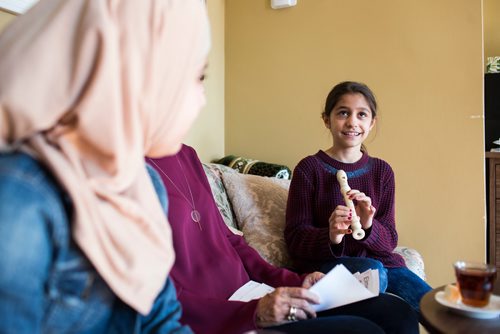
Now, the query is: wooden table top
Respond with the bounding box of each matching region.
[420,282,500,334]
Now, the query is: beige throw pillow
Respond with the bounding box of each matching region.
[222,172,293,268]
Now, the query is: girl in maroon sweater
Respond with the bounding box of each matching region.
[285,81,431,315]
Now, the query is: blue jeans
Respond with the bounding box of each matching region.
[320,257,431,315]
[0,152,191,334]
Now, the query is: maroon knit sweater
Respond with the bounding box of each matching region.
[285,150,405,273]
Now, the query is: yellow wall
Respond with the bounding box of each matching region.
[0,10,15,29]
[185,0,225,162]
[484,0,500,63]
[226,0,485,287]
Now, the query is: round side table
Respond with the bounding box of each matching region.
[420,282,500,333]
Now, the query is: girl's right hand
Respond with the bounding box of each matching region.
[328,205,352,244]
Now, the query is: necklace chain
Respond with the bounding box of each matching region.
[147,157,202,230]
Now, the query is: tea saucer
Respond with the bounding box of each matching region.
[435,291,500,319]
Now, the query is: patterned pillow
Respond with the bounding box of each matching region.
[221,172,293,268]
[215,155,291,179]
[202,163,241,234]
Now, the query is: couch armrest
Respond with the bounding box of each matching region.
[394,246,426,281]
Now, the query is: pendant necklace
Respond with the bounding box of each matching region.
[147,157,202,230]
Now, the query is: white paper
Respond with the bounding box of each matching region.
[353,269,379,294]
[229,264,379,311]
[228,280,275,302]
[309,264,379,311]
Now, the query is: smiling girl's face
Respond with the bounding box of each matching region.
[323,92,376,151]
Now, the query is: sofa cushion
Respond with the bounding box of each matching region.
[221,172,293,268]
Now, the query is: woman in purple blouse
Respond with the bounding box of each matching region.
[148,144,418,334]
[284,81,431,316]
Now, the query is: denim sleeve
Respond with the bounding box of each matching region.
[146,163,168,213]
[139,278,193,334]
[142,164,192,334]
[0,154,66,334]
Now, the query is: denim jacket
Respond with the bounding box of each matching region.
[0,152,190,334]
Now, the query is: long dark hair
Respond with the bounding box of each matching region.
[322,81,377,119]
[322,81,378,153]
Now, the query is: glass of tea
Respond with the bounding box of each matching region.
[454,261,497,307]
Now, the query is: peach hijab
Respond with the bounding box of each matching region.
[0,0,210,314]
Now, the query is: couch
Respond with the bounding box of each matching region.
[202,162,426,281]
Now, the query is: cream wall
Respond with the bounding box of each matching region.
[226,0,485,287]
[185,0,225,162]
[484,0,500,62]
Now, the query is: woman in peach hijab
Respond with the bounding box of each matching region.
[0,0,209,332]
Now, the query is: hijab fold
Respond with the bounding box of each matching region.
[0,0,210,314]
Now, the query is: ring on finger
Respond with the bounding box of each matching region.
[287,305,297,321]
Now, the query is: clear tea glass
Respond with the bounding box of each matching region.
[454,261,497,307]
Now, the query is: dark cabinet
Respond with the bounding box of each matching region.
[487,152,500,272]
[485,73,500,151]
